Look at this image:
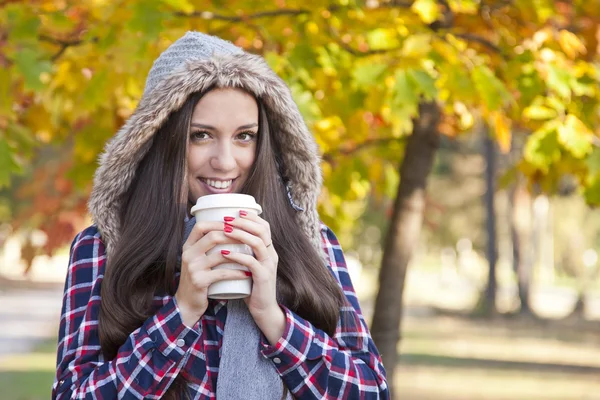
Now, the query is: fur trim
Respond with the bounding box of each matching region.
[88,53,322,257]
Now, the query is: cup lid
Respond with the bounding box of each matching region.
[190,194,262,215]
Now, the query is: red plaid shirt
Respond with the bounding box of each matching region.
[52,224,388,399]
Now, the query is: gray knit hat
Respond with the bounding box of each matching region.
[143,32,243,97]
[89,31,324,257]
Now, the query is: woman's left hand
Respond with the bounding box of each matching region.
[222,211,286,344]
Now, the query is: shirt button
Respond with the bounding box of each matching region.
[273,357,281,364]
[176,338,186,347]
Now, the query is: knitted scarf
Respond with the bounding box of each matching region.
[183,217,292,399]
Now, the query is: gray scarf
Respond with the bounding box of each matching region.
[183,217,292,399]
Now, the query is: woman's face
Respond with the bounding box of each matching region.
[187,88,259,203]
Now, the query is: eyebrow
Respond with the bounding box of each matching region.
[190,123,258,131]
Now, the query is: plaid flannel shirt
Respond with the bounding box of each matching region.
[52,224,389,399]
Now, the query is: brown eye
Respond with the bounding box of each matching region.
[237,131,257,142]
[190,131,210,141]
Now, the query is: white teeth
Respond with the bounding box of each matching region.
[203,179,232,189]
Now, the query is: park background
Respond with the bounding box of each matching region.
[1,0,600,399]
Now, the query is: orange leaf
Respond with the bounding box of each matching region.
[491,111,511,153]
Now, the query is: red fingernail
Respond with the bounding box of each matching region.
[221,250,230,255]
[244,271,252,277]
[224,216,235,222]
[224,225,233,233]
[239,210,247,217]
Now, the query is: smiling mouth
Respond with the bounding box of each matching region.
[199,178,235,190]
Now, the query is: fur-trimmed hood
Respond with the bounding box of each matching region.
[88,32,322,257]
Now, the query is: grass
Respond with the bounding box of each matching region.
[0,338,57,399]
[394,364,600,400]
[395,313,600,399]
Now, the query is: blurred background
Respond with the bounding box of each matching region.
[2,0,600,399]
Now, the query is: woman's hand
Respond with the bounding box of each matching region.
[221,211,286,345]
[176,220,250,328]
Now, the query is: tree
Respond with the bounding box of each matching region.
[483,129,499,314]
[509,178,534,315]
[370,101,440,378]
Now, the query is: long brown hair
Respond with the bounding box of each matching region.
[99,88,346,399]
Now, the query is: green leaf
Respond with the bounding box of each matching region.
[352,63,388,89]
[290,84,321,123]
[571,78,595,97]
[408,69,437,100]
[47,11,78,34]
[348,89,367,110]
[81,70,109,111]
[95,25,119,50]
[517,71,544,106]
[557,115,593,159]
[384,163,400,199]
[546,64,572,99]
[316,47,337,76]
[524,123,561,172]
[127,2,166,40]
[12,47,52,92]
[0,139,21,188]
[388,70,419,131]
[443,65,477,103]
[586,148,600,176]
[7,5,40,41]
[583,174,600,206]
[289,43,319,70]
[264,51,287,75]
[7,123,36,157]
[472,65,511,111]
[393,70,418,107]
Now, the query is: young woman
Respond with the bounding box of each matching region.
[53,31,389,399]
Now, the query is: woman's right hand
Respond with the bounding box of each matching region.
[175,220,248,327]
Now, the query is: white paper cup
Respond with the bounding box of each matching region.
[190,194,262,300]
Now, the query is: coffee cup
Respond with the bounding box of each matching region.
[190,193,262,299]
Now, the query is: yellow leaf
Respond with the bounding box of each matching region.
[306,22,319,35]
[491,111,511,153]
[557,115,593,158]
[411,0,440,24]
[431,39,459,64]
[402,34,432,58]
[316,118,333,131]
[558,30,587,59]
[159,0,194,13]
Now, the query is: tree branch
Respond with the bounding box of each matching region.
[174,8,310,21]
[38,34,83,46]
[325,22,400,57]
[454,33,502,54]
[322,137,406,163]
[175,3,416,20]
[39,34,95,61]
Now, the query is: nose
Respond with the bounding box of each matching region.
[210,141,236,172]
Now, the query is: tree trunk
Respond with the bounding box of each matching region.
[509,181,533,314]
[483,132,498,315]
[371,102,441,397]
